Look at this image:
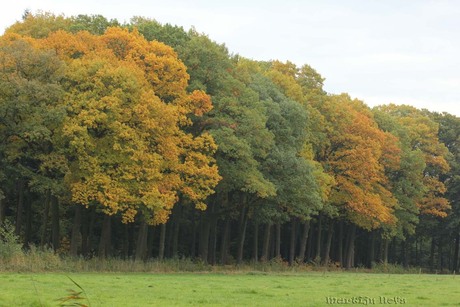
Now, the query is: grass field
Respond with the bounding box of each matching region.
[1,272,459,306]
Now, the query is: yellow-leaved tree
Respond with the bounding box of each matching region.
[35,28,220,226]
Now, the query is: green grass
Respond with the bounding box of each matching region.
[1,272,459,306]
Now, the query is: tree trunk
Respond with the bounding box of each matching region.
[453,230,460,273]
[122,223,129,259]
[402,240,409,268]
[51,196,60,251]
[253,220,259,262]
[345,224,356,269]
[158,223,166,260]
[270,225,276,259]
[80,207,89,256]
[207,199,218,265]
[98,214,111,258]
[24,194,32,248]
[430,236,436,272]
[199,212,211,263]
[172,205,182,258]
[315,215,322,262]
[146,226,155,259]
[209,216,218,265]
[70,206,82,257]
[82,206,96,256]
[323,220,334,266]
[220,218,230,264]
[289,218,297,265]
[306,221,314,261]
[338,220,344,267]
[135,220,148,261]
[87,207,96,255]
[438,236,443,272]
[383,238,389,265]
[236,205,249,264]
[275,223,281,258]
[368,231,375,268]
[166,220,174,258]
[190,212,196,258]
[15,180,24,236]
[390,237,397,263]
[297,220,310,262]
[261,223,271,262]
[0,197,5,224]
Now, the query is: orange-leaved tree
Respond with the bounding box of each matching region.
[35,28,220,225]
[314,95,399,230]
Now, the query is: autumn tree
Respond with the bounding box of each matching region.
[0,34,68,248]
[376,105,450,218]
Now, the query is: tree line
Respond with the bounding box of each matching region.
[1,12,459,271]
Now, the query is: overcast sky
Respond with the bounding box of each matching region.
[1,0,459,116]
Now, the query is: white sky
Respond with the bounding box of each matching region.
[1,0,459,116]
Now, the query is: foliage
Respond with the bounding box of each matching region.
[0,11,457,272]
[0,220,22,259]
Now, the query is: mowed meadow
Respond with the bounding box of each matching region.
[1,272,459,306]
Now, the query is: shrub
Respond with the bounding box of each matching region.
[0,220,23,260]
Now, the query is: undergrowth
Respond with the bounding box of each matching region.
[0,250,430,274]
[0,221,431,274]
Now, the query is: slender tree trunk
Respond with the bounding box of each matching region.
[86,206,96,254]
[98,214,111,258]
[236,205,249,264]
[80,207,89,256]
[122,223,129,259]
[391,237,397,263]
[166,220,174,258]
[430,236,436,272]
[51,196,60,251]
[87,207,96,255]
[368,231,376,268]
[315,215,323,262]
[453,230,460,273]
[323,220,334,266]
[338,220,344,267]
[190,212,196,258]
[146,226,155,259]
[297,220,310,262]
[270,225,276,259]
[383,238,389,264]
[289,218,297,265]
[306,221,314,261]
[15,180,24,236]
[220,218,230,264]
[253,220,259,262]
[199,212,211,263]
[275,223,281,258]
[158,223,166,260]
[438,236,443,272]
[24,195,32,248]
[172,205,182,258]
[70,206,82,257]
[135,220,148,261]
[261,223,271,262]
[402,239,409,268]
[345,224,356,269]
[209,216,218,265]
[0,198,5,224]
